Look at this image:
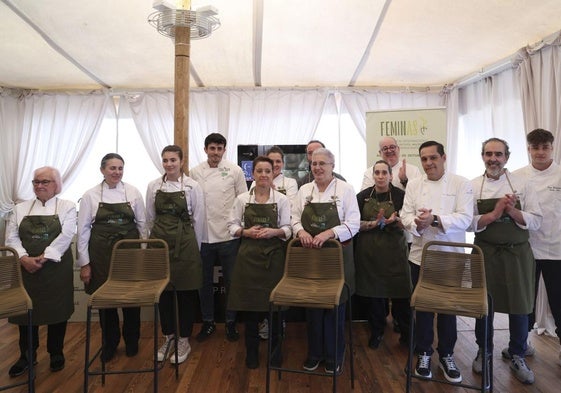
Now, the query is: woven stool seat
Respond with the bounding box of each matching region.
[406,241,491,393]
[0,246,34,393]
[84,239,173,393]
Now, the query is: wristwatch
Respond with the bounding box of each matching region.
[430,215,440,227]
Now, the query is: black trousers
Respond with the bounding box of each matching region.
[528,259,561,340]
[366,296,410,339]
[159,289,198,337]
[244,311,281,353]
[18,321,67,356]
[99,307,141,350]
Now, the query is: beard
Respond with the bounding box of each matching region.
[485,163,503,178]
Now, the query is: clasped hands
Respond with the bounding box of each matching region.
[20,254,47,274]
[243,225,277,240]
[297,229,335,249]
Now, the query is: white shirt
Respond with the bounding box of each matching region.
[401,172,474,265]
[292,178,360,243]
[145,174,205,249]
[190,159,248,243]
[471,170,542,233]
[77,181,147,267]
[250,174,298,206]
[513,162,561,259]
[227,188,292,240]
[361,161,422,191]
[6,197,76,262]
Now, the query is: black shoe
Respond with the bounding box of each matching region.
[100,346,116,362]
[271,349,283,368]
[439,354,462,383]
[196,321,216,342]
[50,354,65,372]
[368,334,383,349]
[246,349,259,369]
[324,360,342,375]
[414,352,432,379]
[225,321,240,342]
[9,357,31,378]
[126,341,139,357]
[302,357,322,371]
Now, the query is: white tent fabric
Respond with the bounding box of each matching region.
[0,92,109,215]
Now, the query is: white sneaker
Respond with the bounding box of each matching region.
[510,354,534,384]
[501,340,535,359]
[170,337,191,364]
[258,319,269,340]
[157,335,175,362]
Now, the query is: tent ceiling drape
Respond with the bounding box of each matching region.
[2,0,561,91]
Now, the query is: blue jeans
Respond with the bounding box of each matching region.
[199,239,240,322]
[410,262,457,356]
[475,296,529,356]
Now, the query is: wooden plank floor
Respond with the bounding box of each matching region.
[0,314,559,393]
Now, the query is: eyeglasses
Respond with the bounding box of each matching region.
[32,180,52,186]
[380,145,398,152]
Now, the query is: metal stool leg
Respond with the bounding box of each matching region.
[346,287,354,389]
[84,306,92,393]
[27,310,34,393]
[406,307,415,393]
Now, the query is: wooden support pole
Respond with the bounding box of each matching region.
[174,24,190,174]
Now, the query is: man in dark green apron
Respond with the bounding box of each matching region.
[471,138,542,385]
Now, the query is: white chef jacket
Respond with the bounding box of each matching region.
[77,181,147,267]
[471,170,542,233]
[227,188,292,240]
[190,159,248,243]
[513,162,561,259]
[145,174,205,249]
[6,197,76,262]
[250,174,298,205]
[292,178,360,243]
[401,172,473,265]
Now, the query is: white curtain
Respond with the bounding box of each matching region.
[125,89,330,170]
[0,91,109,215]
[518,32,561,160]
[455,68,527,180]
[0,90,24,217]
[124,92,175,173]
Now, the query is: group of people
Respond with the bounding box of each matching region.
[4,129,560,388]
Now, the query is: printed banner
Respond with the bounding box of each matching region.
[365,107,447,168]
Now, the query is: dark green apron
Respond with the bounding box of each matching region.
[10,204,74,325]
[474,198,535,314]
[86,201,139,294]
[301,199,355,298]
[355,191,411,298]
[228,202,284,311]
[150,189,202,291]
